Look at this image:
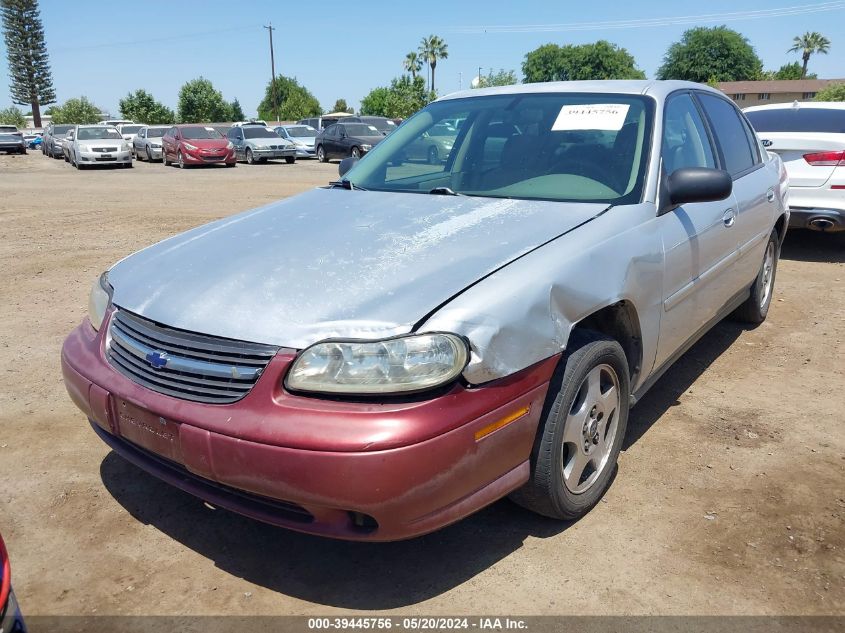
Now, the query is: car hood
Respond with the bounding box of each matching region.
[181,138,229,149]
[108,188,607,348]
[291,136,316,145]
[77,139,123,148]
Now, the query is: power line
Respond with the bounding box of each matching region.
[451,1,845,33]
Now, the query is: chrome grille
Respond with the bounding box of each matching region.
[107,309,279,404]
[93,147,118,152]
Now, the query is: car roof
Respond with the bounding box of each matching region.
[437,80,722,102]
[744,101,845,112]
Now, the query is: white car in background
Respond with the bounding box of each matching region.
[745,102,845,233]
[116,123,146,153]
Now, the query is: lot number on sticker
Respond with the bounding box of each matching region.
[552,104,630,131]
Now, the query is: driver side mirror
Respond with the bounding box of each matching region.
[665,167,732,209]
[338,156,358,177]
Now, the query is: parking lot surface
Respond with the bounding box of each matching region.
[0,152,843,616]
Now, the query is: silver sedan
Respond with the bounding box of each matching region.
[132,125,169,162]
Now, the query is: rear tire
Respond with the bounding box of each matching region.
[732,228,779,324]
[510,330,630,520]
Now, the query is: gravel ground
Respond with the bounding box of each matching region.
[0,150,843,620]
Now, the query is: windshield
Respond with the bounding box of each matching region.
[181,127,223,140]
[284,126,317,138]
[120,125,144,134]
[243,127,280,139]
[344,93,653,204]
[77,127,123,140]
[53,125,73,134]
[342,124,380,137]
[0,133,20,140]
[146,127,167,138]
[365,119,396,132]
[745,108,845,133]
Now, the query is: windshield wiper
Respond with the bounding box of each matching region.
[429,186,464,196]
[329,179,368,191]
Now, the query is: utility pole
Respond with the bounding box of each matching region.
[264,22,279,123]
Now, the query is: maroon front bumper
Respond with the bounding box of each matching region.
[61,315,558,540]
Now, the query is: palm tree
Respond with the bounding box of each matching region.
[419,35,449,94]
[788,32,831,79]
[403,52,422,80]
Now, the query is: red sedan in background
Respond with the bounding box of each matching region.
[162,125,236,168]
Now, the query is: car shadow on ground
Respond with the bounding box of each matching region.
[780,229,845,263]
[100,452,573,609]
[98,311,760,608]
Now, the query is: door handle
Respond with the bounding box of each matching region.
[766,188,775,203]
[723,208,736,227]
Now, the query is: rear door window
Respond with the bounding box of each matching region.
[697,93,757,178]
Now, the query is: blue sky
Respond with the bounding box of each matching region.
[2,0,844,118]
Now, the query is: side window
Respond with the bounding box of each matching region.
[326,125,337,137]
[697,93,756,177]
[738,114,762,164]
[662,93,716,175]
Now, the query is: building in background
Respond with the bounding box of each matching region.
[718,79,845,108]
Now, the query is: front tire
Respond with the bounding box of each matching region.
[427,146,439,165]
[285,156,296,164]
[732,228,780,324]
[351,146,361,159]
[246,148,255,165]
[510,330,630,520]
[163,149,171,166]
[316,145,327,163]
[177,150,186,169]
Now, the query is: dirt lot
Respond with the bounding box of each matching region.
[0,151,843,619]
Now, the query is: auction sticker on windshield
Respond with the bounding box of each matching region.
[552,103,630,131]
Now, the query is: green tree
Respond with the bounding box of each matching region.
[177,77,232,123]
[788,32,830,79]
[403,51,422,80]
[473,68,518,88]
[359,76,429,119]
[331,98,353,114]
[523,41,645,82]
[0,104,25,127]
[229,98,245,121]
[657,26,763,82]
[419,34,448,94]
[257,75,321,121]
[0,0,55,128]
[118,89,175,124]
[359,87,392,117]
[815,82,845,101]
[49,96,102,124]
[769,62,816,80]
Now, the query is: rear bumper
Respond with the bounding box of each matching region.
[61,318,556,540]
[788,207,845,232]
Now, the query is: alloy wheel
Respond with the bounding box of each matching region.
[760,241,775,308]
[561,363,620,494]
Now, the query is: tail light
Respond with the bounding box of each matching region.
[803,150,845,166]
[0,534,10,615]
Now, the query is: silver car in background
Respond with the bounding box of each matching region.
[275,124,318,158]
[226,125,297,164]
[68,125,132,169]
[132,125,169,162]
[42,123,74,158]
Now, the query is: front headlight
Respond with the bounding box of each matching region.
[183,142,198,151]
[226,141,234,149]
[285,333,468,395]
[122,142,130,150]
[361,144,372,151]
[88,272,113,331]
